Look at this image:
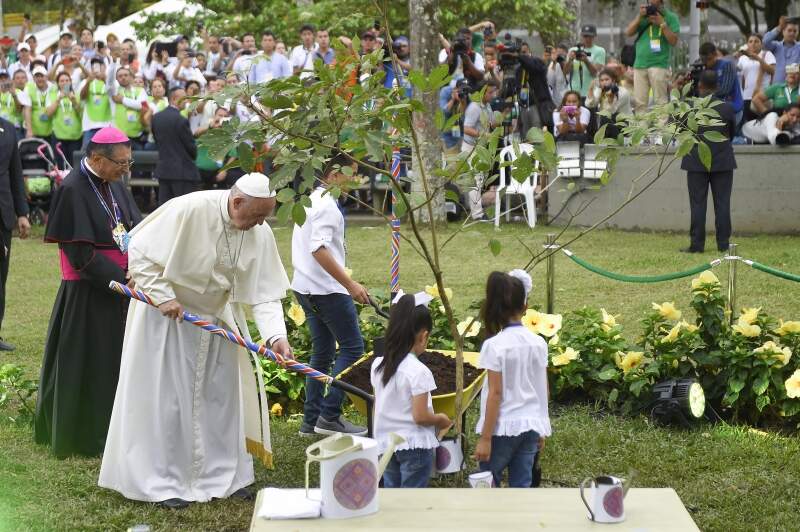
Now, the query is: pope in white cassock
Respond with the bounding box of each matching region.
[99,173,292,509]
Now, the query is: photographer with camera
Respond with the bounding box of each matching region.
[553,90,590,144]
[514,44,557,136]
[547,44,570,104]
[439,78,471,153]
[625,0,680,113]
[463,80,501,220]
[439,28,485,84]
[567,25,606,100]
[586,68,632,139]
[699,42,744,123]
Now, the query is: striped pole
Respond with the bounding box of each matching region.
[390,147,401,295]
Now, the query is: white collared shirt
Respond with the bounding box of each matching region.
[290,187,347,295]
[289,43,319,79]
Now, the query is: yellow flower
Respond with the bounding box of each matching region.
[615,351,644,373]
[652,301,682,321]
[738,307,761,326]
[549,334,560,346]
[677,320,699,333]
[754,341,792,366]
[270,403,283,417]
[552,347,580,367]
[522,309,542,334]
[425,284,453,301]
[600,308,618,332]
[457,317,481,338]
[776,320,800,336]
[691,270,720,290]
[661,323,682,344]
[537,313,563,338]
[287,302,306,326]
[786,369,800,399]
[732,322,761,337]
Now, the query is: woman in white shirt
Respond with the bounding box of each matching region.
[473,271,551,488]
[371,293,452,488]
[553,90,591,144]
[736,34,776,122]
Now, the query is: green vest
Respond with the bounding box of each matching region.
[84,79,111,123]
[196,145,224,171]
[50,93,83,141]
[0,92,20,126]
[28,83,56,137]
[113,85,144,138]
[147,96,168,114]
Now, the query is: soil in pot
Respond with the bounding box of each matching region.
[340,351,483,395]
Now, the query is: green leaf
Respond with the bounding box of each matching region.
[291,202,307,226]
[237,144,255,173]
[597,368,618,381]
[393,197,408,218]
[752,371,770,396]
[408,70,427,92]
[755,394,771,412]
[593,124,608,145]
[276,200,294,225]
[488,238,502,256]
[276,188,295,203]
[629,379,647,397]
[676,138,695,158]
[445,189,460,203]
[698,141,712,171]
[435,109,445,131]
[702,130,728,143]
[728,377,746,394]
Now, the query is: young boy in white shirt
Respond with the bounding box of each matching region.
[292,152,371,436]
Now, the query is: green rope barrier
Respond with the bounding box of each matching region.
[563,250,714,283]
[748,261,800,283]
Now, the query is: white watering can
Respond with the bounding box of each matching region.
[579,475,631,523]
[305,432,404,519]
[435,435,465,474]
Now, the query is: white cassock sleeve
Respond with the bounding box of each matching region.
[252,301,288,346]
[128,245,177,306]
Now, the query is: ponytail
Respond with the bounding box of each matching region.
[481,271,526,337]
[376,294,433,386]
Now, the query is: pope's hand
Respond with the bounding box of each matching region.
[125,272,135,290]
[271,337,294,360]
[158,299,184,322]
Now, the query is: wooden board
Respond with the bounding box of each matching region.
[250,487,699,531]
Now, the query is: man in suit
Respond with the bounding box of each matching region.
[0,116,31,351]
[151,87,199,206]
[681,70,737,253]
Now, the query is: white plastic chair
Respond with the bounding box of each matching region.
[582,144,608,179]
[494,143,538,228]
[556,141,582,178]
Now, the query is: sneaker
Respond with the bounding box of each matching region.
[298,421,318,437]
[314,416,367,436]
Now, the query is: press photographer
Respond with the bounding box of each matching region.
[439,78,471,153]
[585,68,632,139]
[547,44,570,104]
[439,28,485,84]
[625,0,680,113]
[698,42,744,122]
[567,25,606,100]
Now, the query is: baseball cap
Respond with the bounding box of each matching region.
[17,42,30,52]
[581,24,597,37]
[32,66,47,76]
[361,30,376,40]
[393,36,410,46]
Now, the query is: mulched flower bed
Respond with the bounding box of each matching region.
[340,351,484,395]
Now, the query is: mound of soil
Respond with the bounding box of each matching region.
[340,351,484,395]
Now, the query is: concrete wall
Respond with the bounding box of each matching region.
[546,145,800,234]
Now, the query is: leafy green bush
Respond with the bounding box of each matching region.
[0,364,38,425]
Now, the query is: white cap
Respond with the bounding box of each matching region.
[17,43,30,52]
[32,66,47,76]
[235,172,276,198]
[786,63,800,74]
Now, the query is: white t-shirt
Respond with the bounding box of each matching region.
[553,106,591,137]
[371,354,439,453]
[291,187,348,295]
[737,51,776,100]
[290,43,318,79]
[437,48,485,75]
[476,324,551,438]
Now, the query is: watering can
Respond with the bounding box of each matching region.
[305,432,404,519]
[579,475,631,523]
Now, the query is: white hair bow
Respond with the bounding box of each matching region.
[392,289,434,307]
[508,269,533,298]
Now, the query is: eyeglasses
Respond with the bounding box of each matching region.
[99,154,134,168]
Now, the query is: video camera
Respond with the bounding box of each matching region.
[688,60,705,97]
[452,37,470,56]
[645,4,659,17]
[574,44,592,60]
[497,33,521,69]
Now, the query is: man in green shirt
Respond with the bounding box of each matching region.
[567,25,606,99]
[625,0,680,113]
[28,66,56,141]
[751,63,799,114]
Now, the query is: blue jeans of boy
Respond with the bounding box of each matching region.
[294,292,364,425]
[479,430,539,487]
[383,448,434,488]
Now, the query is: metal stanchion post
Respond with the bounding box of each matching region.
[727,243,737,323]
[546,233,556,314]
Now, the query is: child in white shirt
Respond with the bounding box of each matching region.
[473,270,551,487]
[371,293,452,488]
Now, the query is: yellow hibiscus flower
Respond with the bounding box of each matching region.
[652,301,682,321]
[754,341,792,366]
[549,334,560,346]
[776,320,800,336]
[287,302,306,326]
[615,351,644,373]
[552,347,580,367]
[738,307,761,326]
[537,313,563,338]
[522,309,542,334]
[600,308,618,332]
[270,403,283,417]
[691,270,720,290]
[661,323,682,344]
[425,284,453,301]
[732,322,761,337]
[786,369,800,399]
[457,317,481,338]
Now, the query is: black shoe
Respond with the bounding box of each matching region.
[0,338,15,351]
[230,487,255,501]
[158,498,191,509]
[680,247,703,254]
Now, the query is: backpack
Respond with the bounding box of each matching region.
[621,25,649,68]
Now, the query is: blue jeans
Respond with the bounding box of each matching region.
[383,448,434,488]
[294,291,364,425]
[479,430,539,488]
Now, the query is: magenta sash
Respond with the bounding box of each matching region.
[60,248,128,281]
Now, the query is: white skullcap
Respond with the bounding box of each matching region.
[508,269,533,298]
[235,172,276,198]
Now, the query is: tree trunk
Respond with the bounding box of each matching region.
[408,0,445,223]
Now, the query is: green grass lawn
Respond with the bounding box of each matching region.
[1,222,799,531]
